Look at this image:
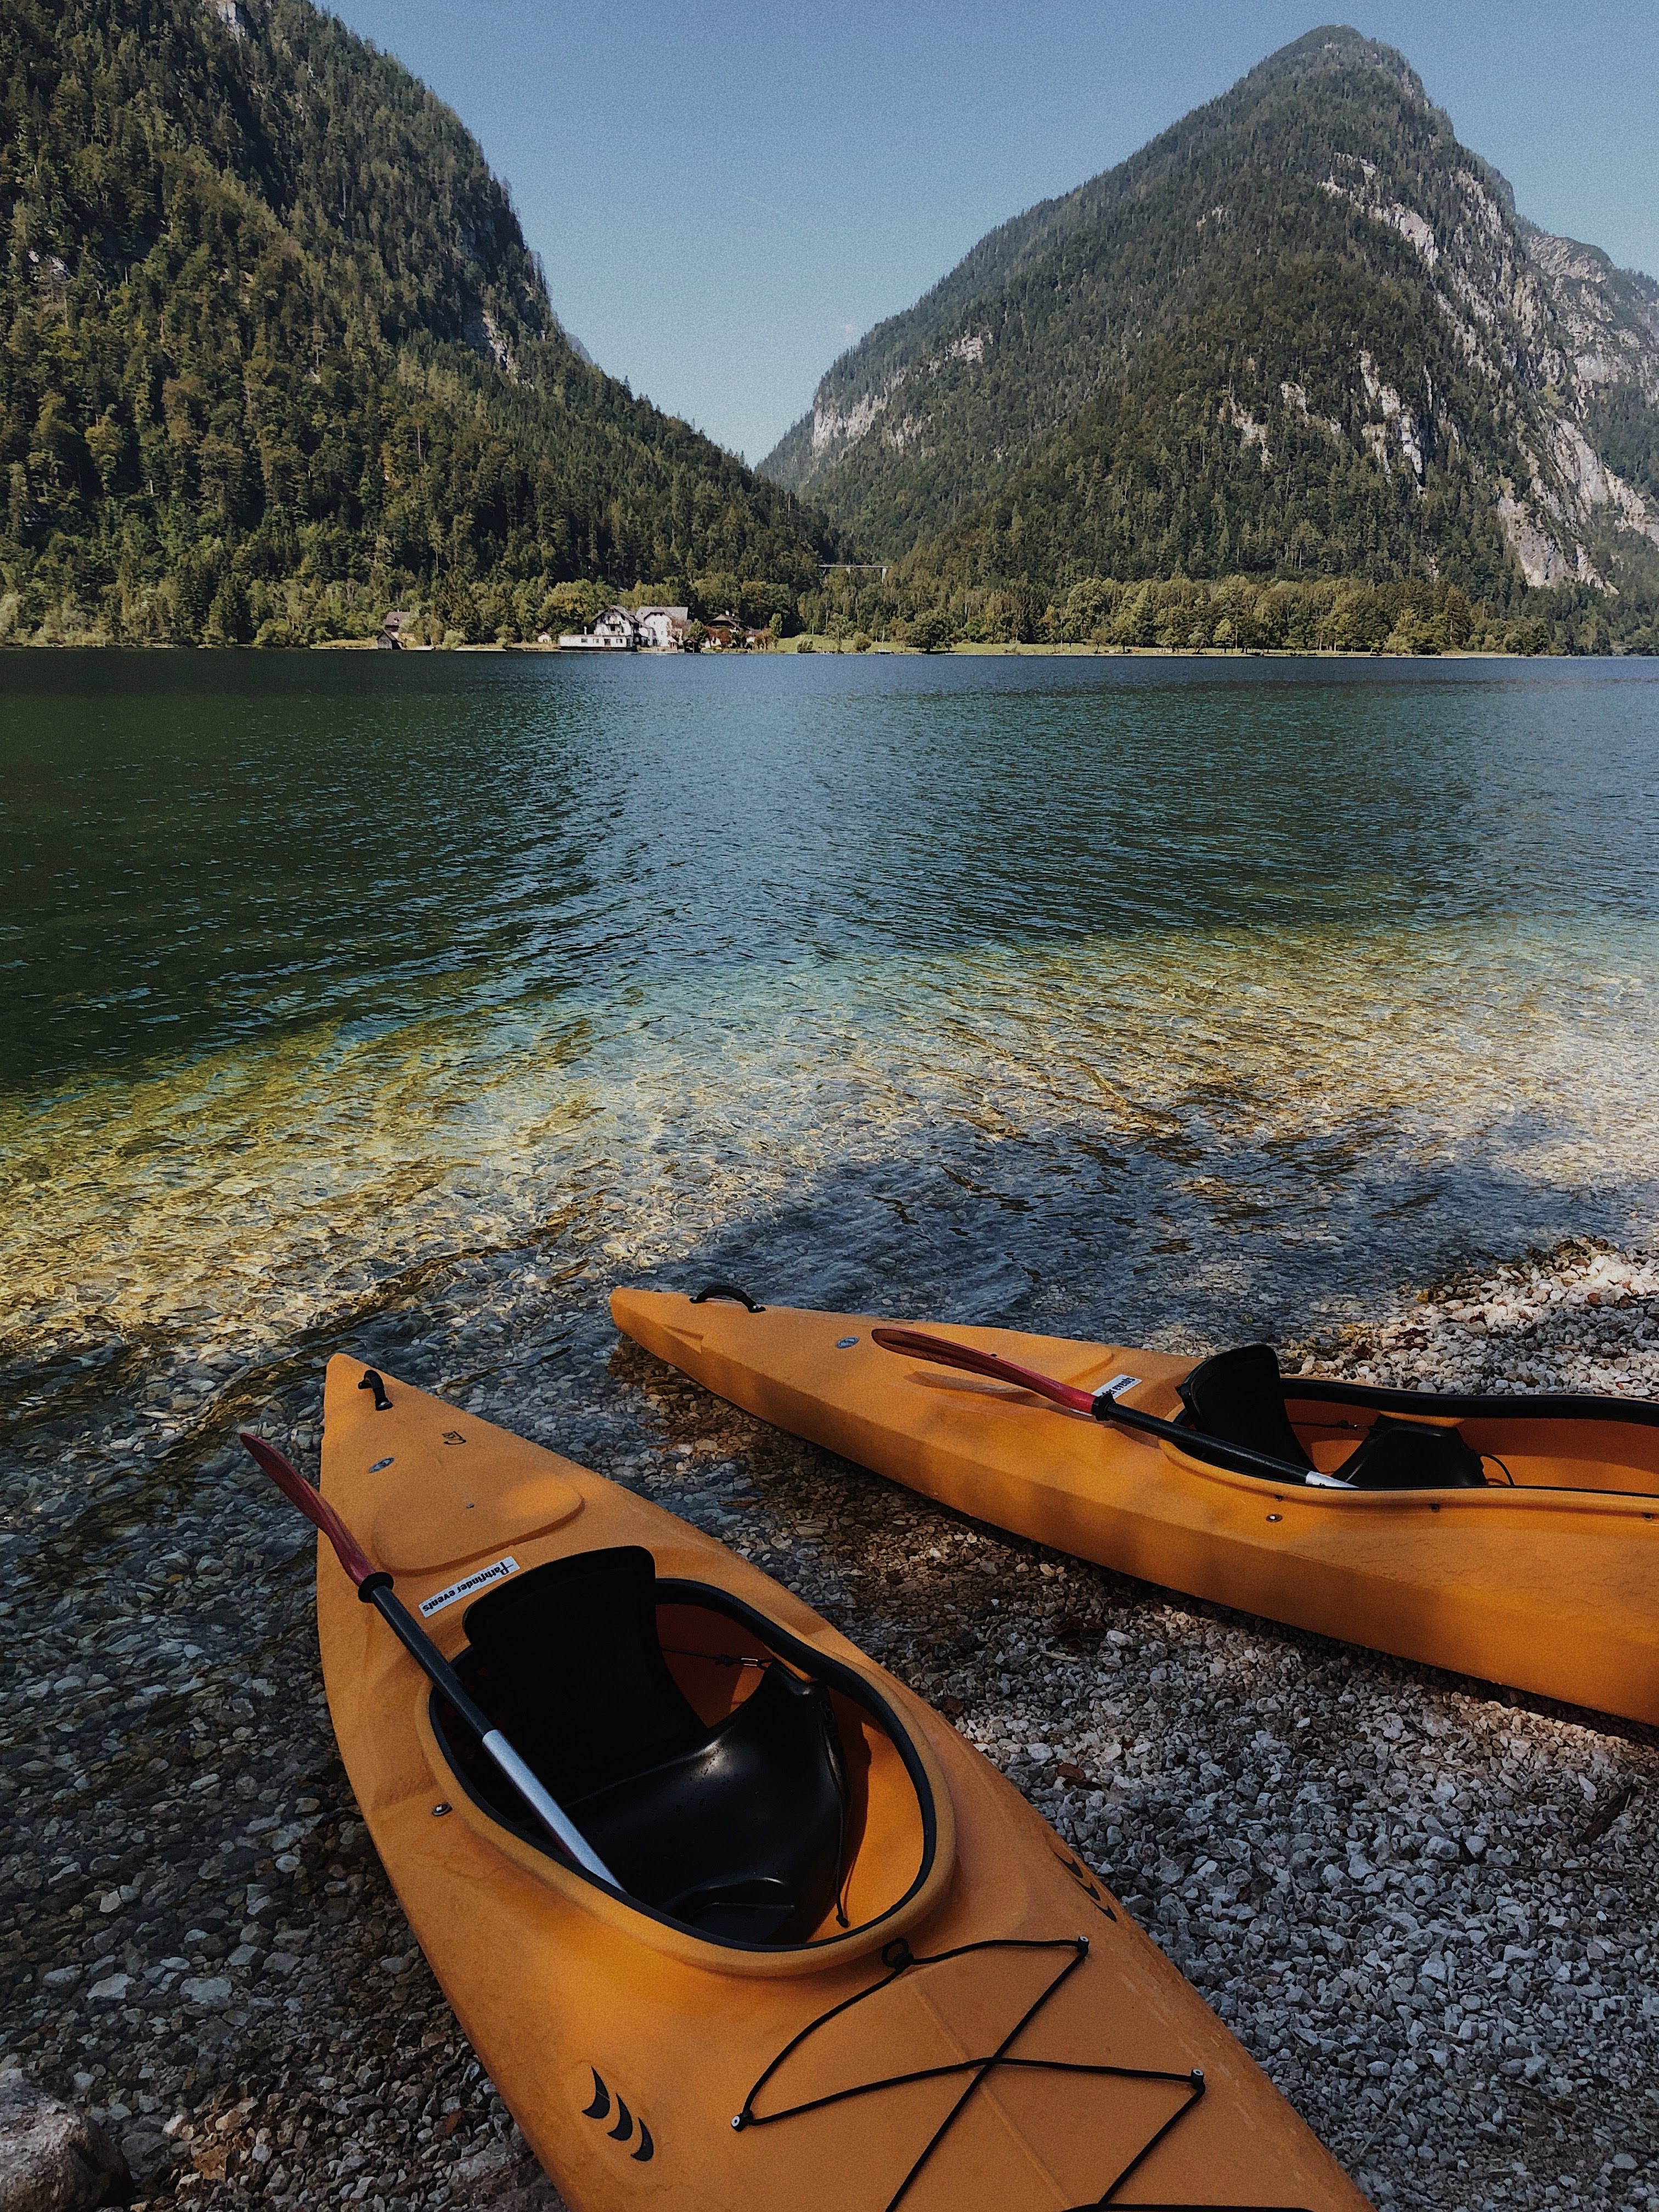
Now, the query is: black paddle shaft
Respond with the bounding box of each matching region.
[358,1572,494,1735]
[1091,1393,1318,1485]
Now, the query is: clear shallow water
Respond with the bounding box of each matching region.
[4,648,1659,1424]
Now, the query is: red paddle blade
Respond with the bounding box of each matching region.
[869,1328,1095,1414]
[239,1431,382,1588]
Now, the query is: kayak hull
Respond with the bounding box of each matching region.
[609,1290,1659,1728]
[317,1354,1369,2211]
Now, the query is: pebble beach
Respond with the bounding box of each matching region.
[4,1237,1659,2210]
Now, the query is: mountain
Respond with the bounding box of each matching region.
[0,0,832,645]
[765,28,1659,615]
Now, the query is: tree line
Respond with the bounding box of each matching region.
[793,570,1652,657]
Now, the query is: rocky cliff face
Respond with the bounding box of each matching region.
[1322,154,1659,585]
[765,27,1659,596]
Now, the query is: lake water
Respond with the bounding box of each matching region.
[5,647,1659,1474]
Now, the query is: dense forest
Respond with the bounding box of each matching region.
[0,0,833,645]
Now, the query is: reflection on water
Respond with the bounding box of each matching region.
[3,649,1658,1438]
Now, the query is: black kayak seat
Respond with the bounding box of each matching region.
[456,1547,848,1944]
[1332,1413,1487,1491]
[1178,1344,1486,1491]
[464,1543,701,1798]
[1178,1344,1313,1471]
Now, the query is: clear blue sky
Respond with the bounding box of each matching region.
[329,2,1659,466]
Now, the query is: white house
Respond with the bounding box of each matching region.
[633,605,691,649]
[558,606,640,650]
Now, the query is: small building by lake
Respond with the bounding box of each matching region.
[558,606,640,650]
[633,605,691,648]
[558,605,693,651]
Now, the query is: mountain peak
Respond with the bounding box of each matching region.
[762,30,1659,608]
[1244,25,1427,104]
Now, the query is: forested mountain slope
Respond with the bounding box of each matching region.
[766,27,1659,606]
[0,0,832,644]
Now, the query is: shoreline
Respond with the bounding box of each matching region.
[4,1232,1658,2208]
[0,638,1632,660]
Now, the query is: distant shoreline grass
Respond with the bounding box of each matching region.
[778,637,1559,661]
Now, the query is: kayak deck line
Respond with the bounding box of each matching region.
[731,1933,1272,2212]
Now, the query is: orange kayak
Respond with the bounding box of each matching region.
[609,1286,1659,1726]
[314,1353,1369,2211]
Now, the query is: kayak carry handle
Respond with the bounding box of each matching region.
[692,1281,766,1312]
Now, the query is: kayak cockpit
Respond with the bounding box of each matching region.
[1173,1343,1659,1497]
[430,1545,938,1950]
[1287,1385,1659,1497]
[1176,1344,1487,1489]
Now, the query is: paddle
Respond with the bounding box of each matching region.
[239,1431,620,1885]
[867,1328,1323,1486]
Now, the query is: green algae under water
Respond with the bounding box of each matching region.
[4,647,1659,1403]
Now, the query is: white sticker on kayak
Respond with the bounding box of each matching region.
[419,1556,520,1618]
[1098,1374,1143,1399]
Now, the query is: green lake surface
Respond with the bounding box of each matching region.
[5,647,1659,1441]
